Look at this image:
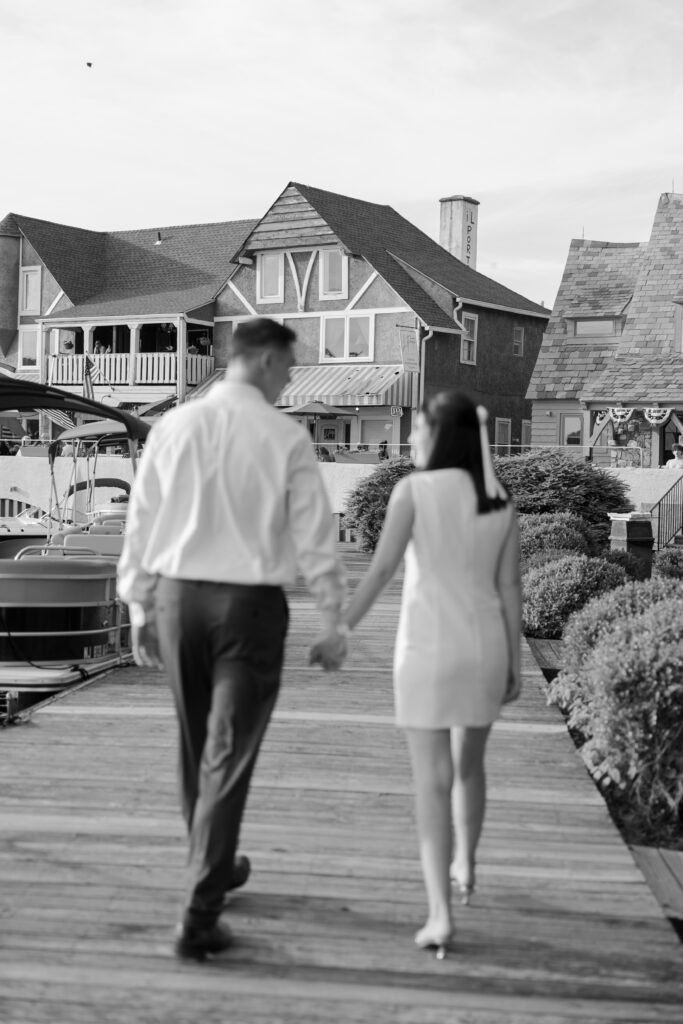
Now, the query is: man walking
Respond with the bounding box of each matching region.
[118,318,347,960]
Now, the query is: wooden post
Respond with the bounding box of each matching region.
[128,323,140,386]
[177,317,187,402]
[609,512,654,577]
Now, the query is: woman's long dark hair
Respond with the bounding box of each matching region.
[422,391,508,514]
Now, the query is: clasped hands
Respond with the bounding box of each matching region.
[309,624,348,672]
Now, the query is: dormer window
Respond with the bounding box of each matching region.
[319,249,348,300]
[256,252,284,303]
[573,319,615,336]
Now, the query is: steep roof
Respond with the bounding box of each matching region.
[581,194,683,404]
[291,183,547,324]
[47,219,258,319]
[527,239,642,401]
[2,213,258,318]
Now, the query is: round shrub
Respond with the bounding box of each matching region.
[519,519,589,562]
[577,601,683,829]
[521,547,579,575]
[522,555,627,639]
[343,457,414,553]
[494,450,632,544]
[603,548,650,581]
[548,578,683,725]
[652,546,683,580]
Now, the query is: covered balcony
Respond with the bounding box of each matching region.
[39,319,215,397]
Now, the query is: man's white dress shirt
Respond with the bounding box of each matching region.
[117,380,345,624]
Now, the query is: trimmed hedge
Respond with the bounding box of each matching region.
[519,514,589,563]
[343,457,414,553]
[652,546,683,579]
[548,578,682,725]
[603,548,650,581]
[522,555,627,639]
[576,601,683,829]
[494,450,632,544]
[521,547,579,575]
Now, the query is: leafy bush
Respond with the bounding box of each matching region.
[343,457,414,552]
[522,555,627,638]
[653,546,683,579]
[577,601,683,829]
[521,547,579,575]
[494,450,632,546]
[603,548,650,581]
[548,578,682,723]
[519,514,589,562]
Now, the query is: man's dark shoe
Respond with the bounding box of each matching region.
[226,854,251,893]
[173,920,232,961]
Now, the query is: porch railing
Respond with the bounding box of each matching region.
[650,472,683,549]
[48,354,214,387]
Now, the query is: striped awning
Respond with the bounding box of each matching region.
[276,364,413,408]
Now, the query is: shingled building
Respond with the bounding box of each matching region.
[527,192,683,467]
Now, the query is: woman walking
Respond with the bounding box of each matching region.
[338,392,521,954]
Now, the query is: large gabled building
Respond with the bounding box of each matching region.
[0,182,548,450]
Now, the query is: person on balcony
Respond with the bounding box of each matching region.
[665,443,683,469]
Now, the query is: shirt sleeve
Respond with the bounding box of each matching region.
[287,436,346,628]
[117,432,162,609]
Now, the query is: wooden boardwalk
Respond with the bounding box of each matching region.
[1,550,682,1023]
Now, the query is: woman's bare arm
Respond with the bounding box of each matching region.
[496,513,522,701]
[343,478,415,630]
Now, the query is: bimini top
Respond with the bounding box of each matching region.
[0,378,151,442]
[57,417,156,441]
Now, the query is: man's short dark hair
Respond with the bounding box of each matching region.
[231,318,296,357]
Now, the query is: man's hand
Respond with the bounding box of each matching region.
[131,614,163,669]
[309,627,348,672]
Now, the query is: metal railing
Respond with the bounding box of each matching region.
[650,472,683,549]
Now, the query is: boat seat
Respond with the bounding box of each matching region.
[88,524,125,535]
[63,533,125,558]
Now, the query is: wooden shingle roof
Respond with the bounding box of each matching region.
[527,239,642,400]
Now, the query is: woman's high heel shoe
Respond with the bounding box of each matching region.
[450,864,475,905]
[414,923,453,960]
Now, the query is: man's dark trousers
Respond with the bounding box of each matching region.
[155,577,289,928]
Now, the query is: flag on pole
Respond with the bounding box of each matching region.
[43,408,76,431]
[83,355,96,401]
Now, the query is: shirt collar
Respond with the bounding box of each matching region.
[211,379,268,404]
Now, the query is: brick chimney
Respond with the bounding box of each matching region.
[439,195,479,268]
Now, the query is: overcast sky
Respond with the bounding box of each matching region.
[2,0,682,307]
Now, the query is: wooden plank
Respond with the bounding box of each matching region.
[0,550,681,1023]
[631,847,683,917]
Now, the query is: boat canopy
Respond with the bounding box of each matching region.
[0,379,151,442]
[57,418,155,441]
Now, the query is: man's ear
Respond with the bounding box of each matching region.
[259,346,274,371]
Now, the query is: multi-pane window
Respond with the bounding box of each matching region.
[494,418,511,455]
[513,325,524,356]
[319,250,348,299]
[322,315,373,361]
[460,314,478,364]
[20,267,41,315]
[256,253,284,303]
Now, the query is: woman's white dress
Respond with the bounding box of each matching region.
[394,469,515,729]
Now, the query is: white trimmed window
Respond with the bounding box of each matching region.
[18,327,39,367]
[494,417,511,454]
[321,314,373,361]
[521,419,532,449]
[460,313,478,364]
[560,413,583,446]
[20,267,41,315]
[513,325,524,357]
[573,319,615,336]
[319,249,348,300]
[256,253,284,303]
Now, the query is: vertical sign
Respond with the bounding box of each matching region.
[398,327,420,372]
[463,205,478,267]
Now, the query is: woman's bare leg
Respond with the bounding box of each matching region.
[405,728,454,940]
[450,725,492,889]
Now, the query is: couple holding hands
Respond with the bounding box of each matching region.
[118,318,521,961]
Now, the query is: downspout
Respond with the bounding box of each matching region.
[418,326,433,411]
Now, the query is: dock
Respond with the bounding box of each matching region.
[1,550,682,1023]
